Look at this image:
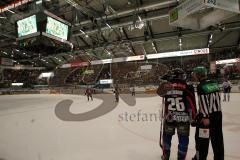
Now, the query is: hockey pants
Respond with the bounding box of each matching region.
[162,122,190,160]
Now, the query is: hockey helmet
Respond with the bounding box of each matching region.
[192,66,207,77]
[170,68,185,80]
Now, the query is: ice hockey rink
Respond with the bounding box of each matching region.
[0,93,239,160]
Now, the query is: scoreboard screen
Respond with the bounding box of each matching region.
[17,15,37,37]
[46,16,69,40]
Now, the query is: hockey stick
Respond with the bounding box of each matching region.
[159,96,165,149]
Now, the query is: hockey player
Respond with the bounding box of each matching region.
[222,79,232,102]
[130,86,135,96]
[85,87,93,101]
[114,86,120,102]
[192,66,224,160]
[157,68,197,160]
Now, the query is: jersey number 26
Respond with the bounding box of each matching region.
[167,97,185,111]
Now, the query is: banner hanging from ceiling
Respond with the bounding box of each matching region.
[216,58,240,65]
[146,48,209,59]
[0,0,33,13]
[60,48,209,68]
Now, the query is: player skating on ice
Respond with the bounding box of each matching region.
[112,82,120,102]
[114,87,120,102]
[157,68,197,160]
[192,66,224,160]
[85,87,93,101]
[222,79,232,102]
[130,85,135,96]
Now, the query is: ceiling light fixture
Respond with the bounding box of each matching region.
[209,34,213,43]
[106,23,111,29]
[79,29,89,38]
[79,29,85,34]
[151,42,157,53]
[179,38,182,46]
[6,9,15,14]
[65,0,78,7]
[135,15,145,29]
[105,49,111,55]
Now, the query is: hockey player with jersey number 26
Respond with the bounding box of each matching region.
[157,68,197,160]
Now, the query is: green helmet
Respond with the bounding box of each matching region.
[192,66,208,76]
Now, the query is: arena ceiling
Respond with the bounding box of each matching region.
[0,0,240,68]
[0,0,16,7]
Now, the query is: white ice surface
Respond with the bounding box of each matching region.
[0,93,239,160]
